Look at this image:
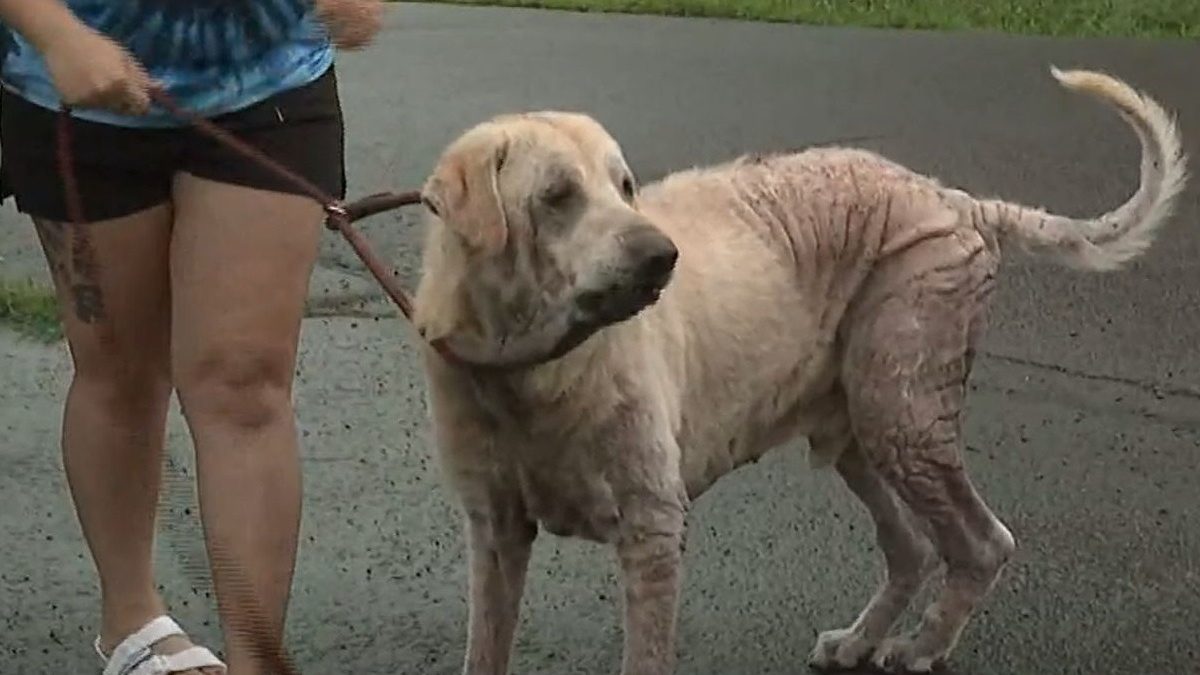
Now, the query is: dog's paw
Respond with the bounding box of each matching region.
[869,636,945,674]
[807,627,877,671]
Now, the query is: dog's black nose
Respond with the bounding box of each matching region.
[626,227,678,285]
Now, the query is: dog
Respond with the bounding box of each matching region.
[409,67,1187,675]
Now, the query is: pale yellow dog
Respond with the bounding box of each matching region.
[410,67,1186,675]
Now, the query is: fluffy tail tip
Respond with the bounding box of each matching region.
[1046,65,1150,110]
[1049,65,1109,92]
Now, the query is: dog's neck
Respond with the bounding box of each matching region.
[446,315,629,409]
[464,330,640,444]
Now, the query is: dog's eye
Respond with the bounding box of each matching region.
[541,179,578,208]
[620,175,637,202]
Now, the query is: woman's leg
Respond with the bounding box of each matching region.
[168,173,323,674]
[2,86,223,672]
[163,63,343,673]
[33,208,180,650]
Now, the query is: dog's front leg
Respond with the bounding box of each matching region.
[462,510,538,675]
[616,506,687,675]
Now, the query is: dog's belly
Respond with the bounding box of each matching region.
[676,345,840,499]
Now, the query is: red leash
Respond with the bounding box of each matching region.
[54,88,461,363]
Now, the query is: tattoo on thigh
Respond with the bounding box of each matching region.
[69,227,105,323]
[34,219,107,324]
[34,220,69,283]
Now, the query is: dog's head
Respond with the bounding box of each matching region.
[413,112,678,370]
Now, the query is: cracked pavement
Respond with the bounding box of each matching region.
[1,4,1198,674]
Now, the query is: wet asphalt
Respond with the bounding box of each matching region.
[1,4,1198,675]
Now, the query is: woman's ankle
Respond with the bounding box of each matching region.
[98,592,170,652]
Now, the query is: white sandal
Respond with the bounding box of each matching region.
[96,615,227,675]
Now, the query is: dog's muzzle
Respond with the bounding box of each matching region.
[576,225,678,323]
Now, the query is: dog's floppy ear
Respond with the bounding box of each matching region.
[421,133,510,255]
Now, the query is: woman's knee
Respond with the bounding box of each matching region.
[64,321,173,420]
[174,342,297,430]
[71,362,173,422]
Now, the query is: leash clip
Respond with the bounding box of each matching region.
[323,201,349,230]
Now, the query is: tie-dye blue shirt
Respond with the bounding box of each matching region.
[0,0,334,128]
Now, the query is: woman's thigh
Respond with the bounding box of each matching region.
[169,66,344,415]
[35,209,174,385]
[0,88,175,383]
[168,175,323,409]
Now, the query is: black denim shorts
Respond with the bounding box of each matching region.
[0,64,346,223]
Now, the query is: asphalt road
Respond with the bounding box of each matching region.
[2,4,1199,675]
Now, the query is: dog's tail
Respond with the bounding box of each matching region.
[967,66,1187,272]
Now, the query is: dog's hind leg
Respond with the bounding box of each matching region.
[838,231,1015,674]
[807,419,939,671]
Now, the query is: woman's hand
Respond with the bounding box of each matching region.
[41,23,157,115]
[315,0,385,51]
[0,0,157,114]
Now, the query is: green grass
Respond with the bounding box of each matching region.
[0,278,394,342]
[405,0,1199,38]
[0,279,63,342]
